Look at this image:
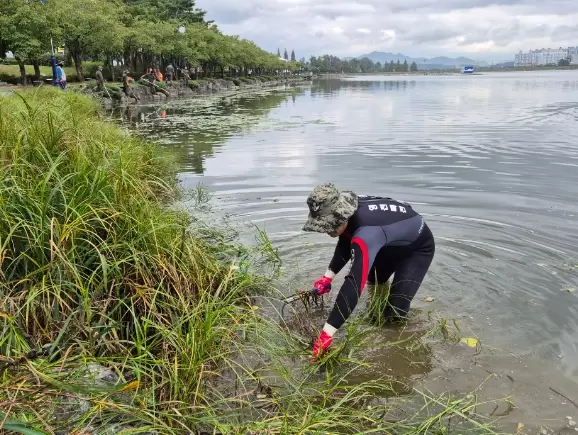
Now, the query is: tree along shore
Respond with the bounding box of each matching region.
[0,0,304,86]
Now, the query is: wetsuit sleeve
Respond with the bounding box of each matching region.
[327,235,351,275]
[326,227,387,330]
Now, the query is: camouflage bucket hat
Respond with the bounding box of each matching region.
[303,183,358,233]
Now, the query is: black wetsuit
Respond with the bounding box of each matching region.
[326,195,435,330]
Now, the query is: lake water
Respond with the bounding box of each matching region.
[118,70,578,430]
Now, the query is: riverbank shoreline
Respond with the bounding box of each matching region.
[72,75,313,106]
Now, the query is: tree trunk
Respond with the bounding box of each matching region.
[15,57,26,86]
[109,56,116,82]
[71,41,84,81]
[33,60,41,80]
[71,48,84,81]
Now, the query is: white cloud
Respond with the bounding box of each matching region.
[195,0,578,62]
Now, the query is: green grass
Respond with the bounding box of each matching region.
[0,64,76,79]
[0,87,504,434]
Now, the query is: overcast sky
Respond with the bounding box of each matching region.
[195,0,578,62]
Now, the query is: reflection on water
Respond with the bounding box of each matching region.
[117,72,578,425]
[116,88,307,173]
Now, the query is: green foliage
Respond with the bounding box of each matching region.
[1,0,294,85]
[124,0,207,24]
[82,61,105,79]
[365,282,393,326]
[0,88,266,430]
[0,0,57,84]
[306,55,430,74]
[52,0,125,81]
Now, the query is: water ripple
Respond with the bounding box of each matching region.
[119,71,578,384]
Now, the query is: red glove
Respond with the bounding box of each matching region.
[313,276,332,295]
[313,330,333,360]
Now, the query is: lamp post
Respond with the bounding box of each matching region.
[40,0,58,86]
[50,37,58,86]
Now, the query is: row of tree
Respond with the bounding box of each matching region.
[306,55,419,74]
[0,0,303,84]
[277,49,297,62]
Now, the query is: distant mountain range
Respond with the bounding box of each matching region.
[345,51,490,70]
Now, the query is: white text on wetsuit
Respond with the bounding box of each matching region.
[368,204,407,213]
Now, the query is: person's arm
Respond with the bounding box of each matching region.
[310,235,351,296]
[323,227,387,334]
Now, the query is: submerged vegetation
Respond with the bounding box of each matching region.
[0,88,504,434]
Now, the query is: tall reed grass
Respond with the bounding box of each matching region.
[0,88,502,434]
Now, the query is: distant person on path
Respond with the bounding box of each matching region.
[95,66,104,92]
[154,68,163,82]
[122,69,140,102]
[302,183,435,360]
[180,67,190,87]
[165,64,174,84]
[139,70,157,95]
[56,61,67,90]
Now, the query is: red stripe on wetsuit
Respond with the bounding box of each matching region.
[351,237,369,293]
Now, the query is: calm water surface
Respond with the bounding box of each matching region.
[118,70,578,426]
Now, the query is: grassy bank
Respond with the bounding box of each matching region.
[0,88,499,434]
[0,64,78,85]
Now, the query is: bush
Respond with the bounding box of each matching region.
[82,61,104,79]
[0,72,38,85]
[0,88,288,433]
[0,57,19,66]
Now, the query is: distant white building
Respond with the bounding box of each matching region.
[569,47,578,65]
[515,47,572,66]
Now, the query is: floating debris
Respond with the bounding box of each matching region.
[460,337,479,348]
